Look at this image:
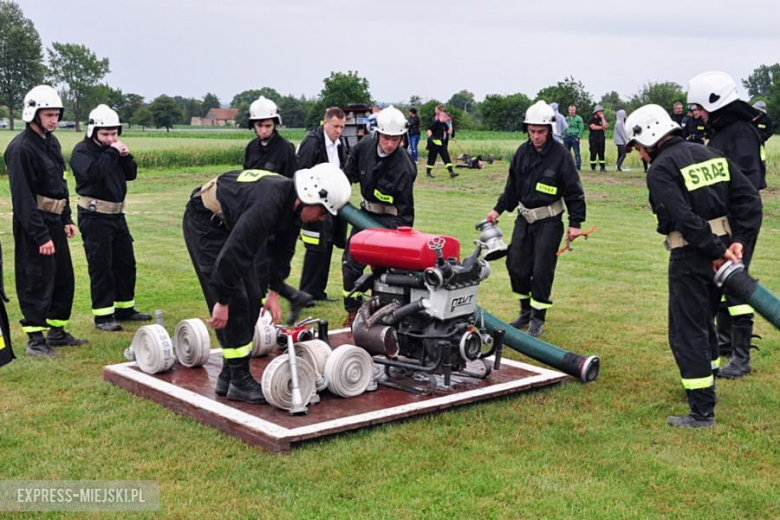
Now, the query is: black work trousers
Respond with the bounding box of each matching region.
[13,216,74,332]
[426,144,453,173]
[589,136,606,170]
[299,214,334,300]
[183,198,261,353]
[342,212,399,312]
[79,214,136,322]
[668,248,721,419]
[506,216,563,319]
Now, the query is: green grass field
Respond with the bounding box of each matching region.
[0,132,778,519]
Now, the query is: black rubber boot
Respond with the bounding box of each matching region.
[47,327,89,347]
[215,358,231,397]
[226,357,267,404]
[95,318,123,332]
[527,309,546,338]
[668,387,715,428]
[26,332,58,357]
[720,324,753,379]
[116,309,153,322]
[279,284,313,325]
[509,300,532,329]
[715,309,732,357]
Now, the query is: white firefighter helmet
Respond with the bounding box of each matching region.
[86,104,122,138]
[687,71,739,113]
[248,96,281,125]
[375,105,408,136]
[753,100,767,113]
[625,104,681,149]
[523,100,556,130]
[294,163,352,216]
[22,85,64,123]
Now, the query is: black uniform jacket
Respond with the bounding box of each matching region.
[210,171,299,305]
[296,126,346,170]
[647,137,762,260]
[408,115,420,136]
[684,117,707,143]
[708,102,767,191]
[427,119,449,144]
[587,115,605,140]
[344,135,417,228]
[494,137,586,228]
[71,137,137,204]
[5,127,73,244]
[243,132,298,178]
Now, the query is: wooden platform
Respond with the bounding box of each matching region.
[103,329,567,453]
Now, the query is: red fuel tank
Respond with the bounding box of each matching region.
[349,227,460,271]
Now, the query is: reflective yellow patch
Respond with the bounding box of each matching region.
[535,183,558,195]
[680,158,730,191]
[237,169,279,183]
[0,335,5,351]
[373,189,393,204]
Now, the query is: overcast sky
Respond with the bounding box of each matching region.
[18,0,780,107]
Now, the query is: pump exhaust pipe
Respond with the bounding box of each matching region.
[338,202,601,382]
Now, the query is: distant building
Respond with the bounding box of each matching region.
[193,108,239,127]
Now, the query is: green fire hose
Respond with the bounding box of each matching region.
[714,261,780,330]
[338,202,601,382]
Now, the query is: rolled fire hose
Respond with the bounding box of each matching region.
[324,345,375,398]
[261,355,317,411]
[252,312,276,357]
[173,319,211,367]
[132,324,176,374]
[296,340,333,392]
[714,260,780,330]
[338,201,601,382]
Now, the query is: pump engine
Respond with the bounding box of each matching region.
[347,227,505,389]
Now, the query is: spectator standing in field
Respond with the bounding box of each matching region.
[4,85,88,356]
[70,104,151,332]
[588,105,609,171]
[549,103,569,143]
[670,102,686,127]
[408,108,421,162]
[296,107,348,303]
[624,104,761,427]
[614,109,628,171]
[687,71,767,379]
[564,104,584,170]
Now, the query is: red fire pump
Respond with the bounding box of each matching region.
[347,227,505,390]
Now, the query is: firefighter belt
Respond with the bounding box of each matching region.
[36,195,67,215]
[518,199,564,224]
[361,199,398,216]
[77,196,125,214]
[195,178,223,218]
[665,216,731,250]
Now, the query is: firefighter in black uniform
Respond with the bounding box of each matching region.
[70,105,151,332]
[342,106,417,326]
[684,106,707,144]
[486,101,586,338]
[751,100,775,144]
[588,105,608,171]
[688,71,767,379]
[624,104,762,427]
[425,106,458,179]
[297,107,347,302]
[183,163,351,403]
[242,95,311,321]
[5,85,88,357]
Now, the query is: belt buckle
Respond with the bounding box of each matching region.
[209,213,224,227]
[88,200,98,212]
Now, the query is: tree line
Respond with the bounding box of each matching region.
[1,1,778,133]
